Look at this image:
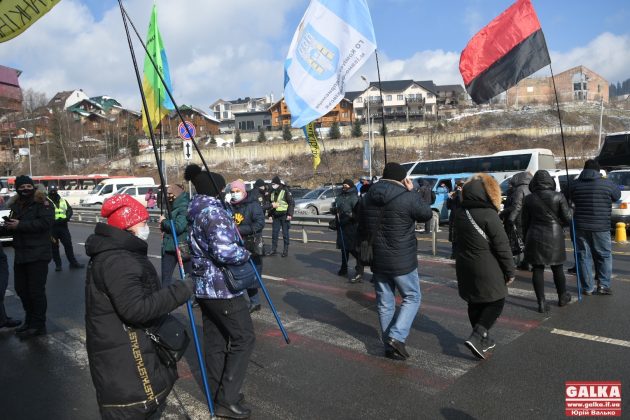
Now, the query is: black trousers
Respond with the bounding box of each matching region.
[0,246,9,324]
[51,225,78,266]
[246,255,262,304]
[199,296,255,405]
[271,215,290,251]
[467,298,505,331]
[14,260,49,328]
[532,264,566,301]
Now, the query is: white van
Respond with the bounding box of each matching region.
[80,177,155,207]
[116,185,159,207]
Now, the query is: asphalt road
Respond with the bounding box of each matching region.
[1,222,628,419]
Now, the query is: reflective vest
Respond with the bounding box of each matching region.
[271,189,288,212]
[48,197,69,220]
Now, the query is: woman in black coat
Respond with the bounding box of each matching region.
[454,174,515,360]
[522,170,572,313]
[85,194,193,419]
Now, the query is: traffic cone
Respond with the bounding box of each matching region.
[615,223,627,244]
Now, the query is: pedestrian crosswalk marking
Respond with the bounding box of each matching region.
[550,328,630,348]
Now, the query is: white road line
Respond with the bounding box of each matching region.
[550,328,630,348]
[261,274,286,282]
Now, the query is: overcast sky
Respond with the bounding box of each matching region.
[1,0,629,110]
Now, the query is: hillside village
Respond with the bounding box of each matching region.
[1,63,629,186]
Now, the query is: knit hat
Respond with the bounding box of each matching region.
[229,179,248,201]
[584,159,600,171]
[271,175,282,185]
[184,164,226,197]
[101,194,149,230]
[254,178,266,188]
[382,162,407,182]
[15,175,34,189]
[342,178,354,187]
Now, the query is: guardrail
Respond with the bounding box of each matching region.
[72,207,439,255]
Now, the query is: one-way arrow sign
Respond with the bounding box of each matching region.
[183,140,192,161]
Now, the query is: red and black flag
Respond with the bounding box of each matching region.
[459,0,550,104]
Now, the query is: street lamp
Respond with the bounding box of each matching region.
[20,127,33,176]
[360,75,372,179]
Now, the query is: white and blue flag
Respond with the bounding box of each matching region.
[284,0,377,128]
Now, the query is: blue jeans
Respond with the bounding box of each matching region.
[161,252,192,288]
[373,269,421,343]
[576,230,613,291]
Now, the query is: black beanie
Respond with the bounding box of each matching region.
[382,162,407,182]
[342,178,354,187]
[584,159,600,171]
[15,175,34,189]
[271,175,282,185]
[254,178,266,188]
[184,164,226,197]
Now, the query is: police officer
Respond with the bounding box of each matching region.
[48,185,84,271]
[266,175,294,257]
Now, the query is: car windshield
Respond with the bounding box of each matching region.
[414,177,437,189]
[609,172,630,190]
[89,183,105,195]
[301,188,325,199]
[500,178,511,195]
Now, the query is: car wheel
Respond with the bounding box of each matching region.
[306,205,318,215]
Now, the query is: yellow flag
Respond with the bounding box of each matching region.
[0,0,61,43]
[302,122,321,171]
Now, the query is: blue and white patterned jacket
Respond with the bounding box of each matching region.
[188,194,250,299]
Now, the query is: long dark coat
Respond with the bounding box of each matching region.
[522,170,572,266]
[454,174,515,303]
[333,189,359,250]
[85,223,193,418]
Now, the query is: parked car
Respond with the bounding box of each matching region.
[499,169,607,198]
[608,169,630,229]
[289,187,310,199]
[116,185,160,207]
[294,185,344,215]
[0,197,13,244]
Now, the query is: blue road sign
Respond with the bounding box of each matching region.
[178,121,196,140]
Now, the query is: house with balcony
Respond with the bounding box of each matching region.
[234,110,272,132]
[347,80,438,122]
[210,96,274,133]
[268,97,353,128]
[164,105,219,138]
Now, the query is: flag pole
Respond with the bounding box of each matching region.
[119,3,291,344]
[117,3,217,417]
[374,50,388,165]
[549,62,583,301]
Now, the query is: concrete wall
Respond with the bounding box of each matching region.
[111,124,595,170]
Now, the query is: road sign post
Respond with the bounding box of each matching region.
[183,139,193,161]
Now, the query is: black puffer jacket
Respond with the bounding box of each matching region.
[569,169,621,231]
[522,171,572,266]
[332,188,359,250]
[231,192,265,239]
[454,174,515,303]
[2,190,53,264]
[502,171,533,229]
[357,180,432,276]
[85,223,193,417]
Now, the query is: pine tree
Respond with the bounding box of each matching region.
[234,129,242,144]
[129,136,140,156]
[330,121,341,139]
[257,127,267,142]
[282,124,292,141]
[210,133,216,144]
[351,119,362,138]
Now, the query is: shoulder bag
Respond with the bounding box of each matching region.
[531,193,564,226]
[465,209,489,243]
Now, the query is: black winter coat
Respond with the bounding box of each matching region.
[2,191,53,264]
[332,189,359,250]
[269,185,295,218]
[569,169,621,231]
[48,193,74,227]
[522,171,572,266]
[502,171,533,234]
[85,223,193,417]
[357,180,432,276]
[249,187,272,213]
[454,175,515,303]
[231,192,265,240]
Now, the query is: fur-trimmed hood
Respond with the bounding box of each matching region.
[6,189,48,208]
[462,173,502,211]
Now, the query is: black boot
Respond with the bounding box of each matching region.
[281,248,288,257]
[537,299,550,313]
[558,292,572,307]
[465,325,489,359]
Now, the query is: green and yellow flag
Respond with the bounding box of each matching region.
[0,0,61,43]
[141,4,174,135]
[302,122,321,171]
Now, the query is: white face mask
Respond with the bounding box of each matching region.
[271,184,279,189]
[135,224,150,241]
[231,192,244,203]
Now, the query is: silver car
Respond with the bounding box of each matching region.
[294,186,344,215]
